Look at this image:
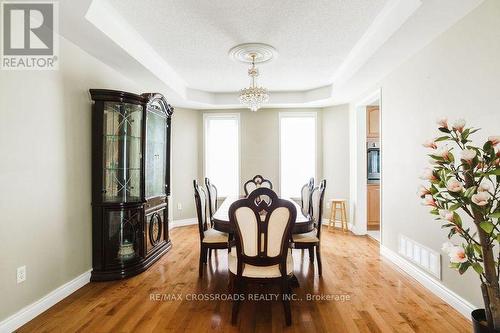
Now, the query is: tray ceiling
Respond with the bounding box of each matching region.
[58,0,484,108]
[107,0,389,92]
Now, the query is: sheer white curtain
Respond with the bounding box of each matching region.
[280,113,316,198]
[204,114,239,196]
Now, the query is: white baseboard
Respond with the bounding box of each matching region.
[170,218,197,229]
[0,269,91,333]
[380,244,476,319]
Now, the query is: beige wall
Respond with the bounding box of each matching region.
[322,105,350,218]
[171,108,201,220]
[377,0,500,307]
[0,37,142,320]
[0,35,200,322]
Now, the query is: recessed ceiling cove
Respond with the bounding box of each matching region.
[106,0,389,92]
[72,0,483,108]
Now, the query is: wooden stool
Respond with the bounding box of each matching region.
[328,199,348,232]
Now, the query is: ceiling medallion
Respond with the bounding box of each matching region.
[229,43,277,112]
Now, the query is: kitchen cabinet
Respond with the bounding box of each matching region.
[366,106,380,138]
[367,184,380,230]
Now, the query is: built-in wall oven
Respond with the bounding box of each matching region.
[367,141,380,182]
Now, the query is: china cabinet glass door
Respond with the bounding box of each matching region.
[102,102,143,202]
[145,109,167,198]
[106,208,142,264]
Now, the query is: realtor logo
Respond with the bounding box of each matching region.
[1,1,59,70]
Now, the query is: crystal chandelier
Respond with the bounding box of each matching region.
[239,54,269,112]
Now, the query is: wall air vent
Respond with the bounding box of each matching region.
[398,234,441,279]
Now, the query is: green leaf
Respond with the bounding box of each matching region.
[479,221,494,233]
[473,244,483,256]
[447,228,457,239]
[461,128,470,140]
[439,127,451,133]
[435,136,449,142]
[449,203,462,211]
[464,186,476,198]
[429,154,444,161]
[430,185,439,195]
[458,262,470,275]
[484,141,493,151]
[450,262,460,269]
[448,153,455,163]
[453,212,463,227]
[488,212,500,219]
[472,263,484,275]
[487,169,500,176]
[430,208,439,215]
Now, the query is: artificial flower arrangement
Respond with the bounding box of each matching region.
[419,117,500,331]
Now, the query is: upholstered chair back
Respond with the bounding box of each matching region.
[228,188,296,277]
[244,175,273,196]
[193,180,209,240]
[204,177,218,220]
[300,177,314,216]
[311,180,326,238]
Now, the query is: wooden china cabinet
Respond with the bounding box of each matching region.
[89,89,173,281]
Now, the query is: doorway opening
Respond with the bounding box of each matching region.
[366,100,381,242]
[350,89,382,243]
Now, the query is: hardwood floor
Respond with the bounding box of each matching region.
[19,226,470,332]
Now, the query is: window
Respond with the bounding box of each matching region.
[280,113,316,198]
[204,114,240,196]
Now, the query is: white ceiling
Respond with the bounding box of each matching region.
[58,0,484,109]
[106,0,388,92]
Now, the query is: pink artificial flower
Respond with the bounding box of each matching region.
[461,149,476,162]
[446,179,463,193]
[478,182,491,192]
[452,119,466,132]
[422,139,437,149]
[437,117,448,129]
[448,246,467,264]
[488,136,500,146]
[472,192,491,206]
[439,209,454,222]
[422,194,437,207]
[420,168,437,181]
[436,146,450,160]
[417,185,431,198]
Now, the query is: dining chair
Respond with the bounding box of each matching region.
[193,180,229,277]
[228,187,297,326]
[292,179,326,275]
[300,177,314,216]
[205,177,218,221]
[243,174,273,196]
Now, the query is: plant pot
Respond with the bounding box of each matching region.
[472,309,500,333]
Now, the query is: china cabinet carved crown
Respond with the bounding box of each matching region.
[89,89,173,281]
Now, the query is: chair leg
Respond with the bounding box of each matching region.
[281,278,292,326]
[316,245,322,276]
[231,278,242,325]
[308,247,314,262]
[289,274,300,288]
[203,247,208,264]
[209,248,212,259]
[199,245,204,277]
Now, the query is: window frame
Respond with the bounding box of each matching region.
[203,113,241,197]
[278,112,318,199]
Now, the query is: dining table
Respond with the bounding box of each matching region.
[212,196,314,234]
